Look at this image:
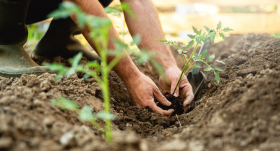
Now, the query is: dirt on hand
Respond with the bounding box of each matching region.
[0,34,279,151]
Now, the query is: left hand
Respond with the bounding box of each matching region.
[159,66,194,111]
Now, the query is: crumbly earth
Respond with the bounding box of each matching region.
[0,34,280,151]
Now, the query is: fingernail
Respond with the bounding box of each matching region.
[174,93,179,97]
[166,100,171,106]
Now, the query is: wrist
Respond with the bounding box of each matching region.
[113,55,142,84]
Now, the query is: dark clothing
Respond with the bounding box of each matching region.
[26,0,113,24]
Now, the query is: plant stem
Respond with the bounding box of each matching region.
[172,44,199,95]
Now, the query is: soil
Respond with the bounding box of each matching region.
[157,93,185,115]
[0,34,280,151]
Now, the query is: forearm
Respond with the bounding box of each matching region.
[121,0,177,70]
[66,0,141,82]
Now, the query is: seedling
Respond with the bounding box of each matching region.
[43,2,136,143]
[44,2,163,143]
[158,21,232,96]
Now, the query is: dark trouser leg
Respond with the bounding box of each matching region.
[0,0,49,78]
[29,0,113,61]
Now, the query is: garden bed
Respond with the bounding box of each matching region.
[0,34,279,151]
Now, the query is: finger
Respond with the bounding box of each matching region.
[149,102,174,115]
[159,76,169,94]
[153,88,172,106]
[183,106,190,113]
[170,80,179,97]
[183,91,194,107]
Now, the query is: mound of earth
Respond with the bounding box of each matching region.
[0,34,279,151]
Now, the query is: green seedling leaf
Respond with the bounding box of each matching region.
[43,63,65,71]
[209,32,216,44]
[87,61,100,68]
[70,52,83,67]
[51,97,78,111]
[207,54,215,62]
[157,39,167,42]
[132,34,141,45]
[79,106,93,121]
[121,3,136,19]
[192,26,199,34]
[185,40,194,49]
[151,60,164,76]
[223,27,233,32]
[83,74,90,81]
[219,32,225,40]
[193,53,202,61]
[213,67,223,71]
[200,50,207,59]
[96,112,116,120]
[178,49,183,54]
[188,34,196,39]
[217,21,221,30]
[204,26,210,32]
[76,13,86,28]
[203,66,212,71]
[193,65,201,68]
[214,71,220,83]
[195,37,202,44]
[216,60,225,64]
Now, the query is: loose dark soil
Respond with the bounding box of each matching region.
[157,93,185,115]
[0,34,280,151]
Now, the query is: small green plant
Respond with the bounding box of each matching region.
[44,2,163,143]
[158,21,232,96]
[43,2,136,143]
[51,96,115,135]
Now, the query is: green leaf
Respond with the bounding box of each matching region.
[213,67,223,71]
[51,97,78,111]
[188,34,195,39]
[193,65,201,68]
[76,13,86,28]
[223,27,233,32]
[87,61,100,68]
[132,34,141,45]
[96,112,116,120]
[43,63,66,71]
[195,37,202,44]
[71,52,83,67]
[203,66,212,71]
[151,60,164,76]
[200,50,207,59]
[192,26,199,35]
[193,53,202,61]
[207,55,215,62]
[79,106,93,121]
[210,34,216,44]
[217,21,221,30]
[121,3,135,19]
[157,39,167,42]
[219,32,225,40]
[216,60,225,64]
[185,40,194,49]
[178,49,183,54]
[214,71,220,83]
[204,26,210,32]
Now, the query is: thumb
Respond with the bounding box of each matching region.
[153,88,172,106]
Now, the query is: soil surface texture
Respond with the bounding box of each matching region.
[0,34,279,151]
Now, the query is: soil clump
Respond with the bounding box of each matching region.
[0,34,279,150]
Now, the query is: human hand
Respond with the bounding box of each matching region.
[159,66,194,111]
[125,73,174,115]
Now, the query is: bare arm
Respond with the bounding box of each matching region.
[121,0,194,107]
[120,0,177,70]
[65,0,141,82]
[64,0,174,115]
